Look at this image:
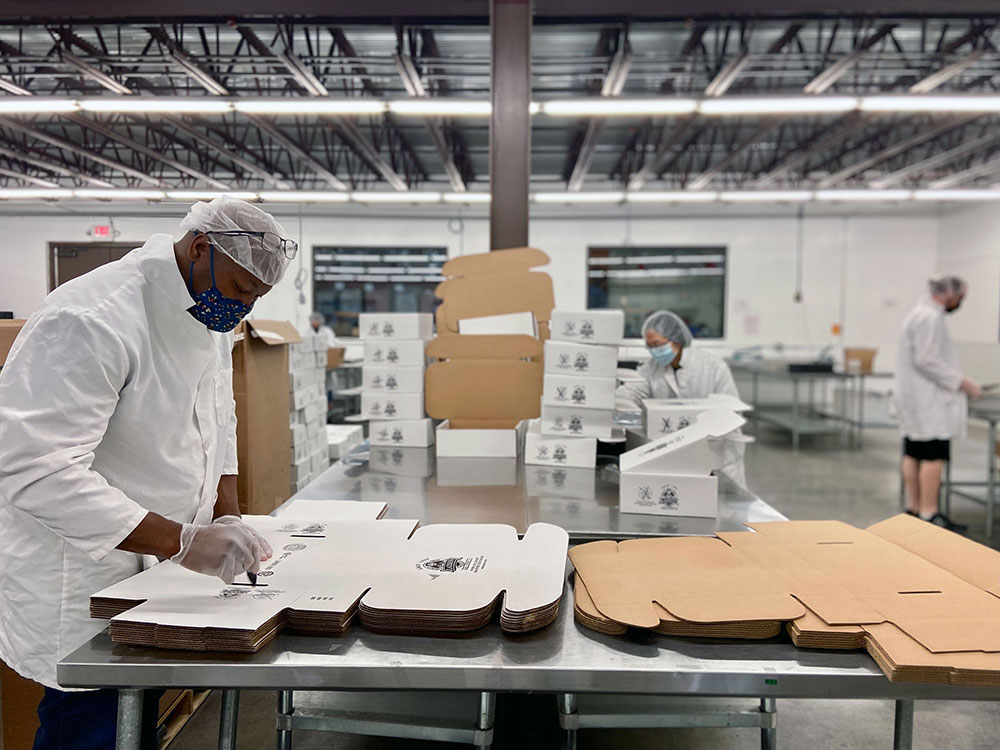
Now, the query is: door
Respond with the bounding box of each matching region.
[49,243,136,290]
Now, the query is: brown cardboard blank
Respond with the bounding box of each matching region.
[0,319,26,366]
[441,247,549,277]
[244,318,302,345]
[425,360,543,421]
[425,334,542,360]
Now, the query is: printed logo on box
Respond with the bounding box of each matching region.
[580,320,595,339]
[417,555,488,575]
[555,386,568,402]
[562,321,576,337]
[376,426,391,441]
[536,445,550,460]
[553,445,568,463]
[386,375,398,390]
[392,427,404,443]
[636,484,680,510]
[550,416,566,432]
[387,347,399,363]
[372,347,384,362]
[569,415,583,434]
[557,353,571,369]
[384,400,397,417]
[368,321,380,336]
[571,386,586,405]
[574,353,589,371]
[383,321,395,337]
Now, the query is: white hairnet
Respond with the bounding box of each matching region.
[641,309,693,347]
[310,311,325,325]
[928,275,966,296]
[180,196,293,286]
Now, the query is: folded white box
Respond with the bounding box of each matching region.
[359,313,434,341]
[523,419,597,469]
[539,404,614,440]
[362,365,425,394]
[369,418,435,448]
[363,340,429,367]
[543,340,618,379]
[642,394,752,439]
[619,408,745,518]
[457,311,538,337]
[360,392,425,421]
[542,373,617,411]
[550,309,624,346]
[435,419,528,458]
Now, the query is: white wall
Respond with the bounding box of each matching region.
[937,203,1000,344]
[0,209,944,367]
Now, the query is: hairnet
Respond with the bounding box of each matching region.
[179,196,292,286]
[641,310,693,347]
[928,275,966,296]
[310,311,325,325]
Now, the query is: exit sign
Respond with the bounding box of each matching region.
[92,225,111,237]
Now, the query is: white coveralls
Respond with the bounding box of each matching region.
[305,324,337,350]
[0,234,238,688]
[895,298,967,442]
[616,346,748,488]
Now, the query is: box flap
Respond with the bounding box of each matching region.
[621,408,745,472]
[441,246,549,277]
[643,394,753,413]
[436,271,555,336]
[244,318,302,345]
[426,334,543,360]
[426,360,542,421]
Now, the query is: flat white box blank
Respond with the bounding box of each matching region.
[523,419,597,469]
[539,404,614,440]
[619,472,718,518]
[363,365,426,394]
[369,418,435,448]
[363,340,428,367]
[435,419,527,458]
[360,391,425,421]
[543,340,618,378]
[359,313,434,340]
[458,311,538,337]
[542,373,617,411]
[550,309,624,346]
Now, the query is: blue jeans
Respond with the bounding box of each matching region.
[34,687,161,750]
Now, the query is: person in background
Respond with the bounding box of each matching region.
[896,275,981,531]
[306,310,337,349]
[617,309,747,488]
[0,196,295,749]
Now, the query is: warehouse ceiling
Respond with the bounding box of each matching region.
[0,15,999,198]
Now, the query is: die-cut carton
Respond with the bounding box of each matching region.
[542,373,617,411]
[543,340,618,378]
[524,419,597,469]
[642,394,752,439]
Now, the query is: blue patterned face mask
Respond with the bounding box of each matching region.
[187,244,253,332]
[649,342,677,366]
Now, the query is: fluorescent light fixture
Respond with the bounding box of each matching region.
[533,191,626,203]
[80,98,232,113]
[235,99,386,115]
[0,98,79,113]
[351,191,443,203]
[529,102,541,115]
[700,96,858,115]
[258,190,350,202]
[913,189,1000,201]
[719,190,813,202]
[541,99,698,117]
[814,190,912,201]
[74,189,165,200]
[0,188,73,199]
[860,95,1000,113]
[627,191,718,203]
[388,100,491,117]
[166,190,259,201]
[443,192,491,203]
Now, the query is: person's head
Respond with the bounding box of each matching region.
[176,197,296,331]
[309,311,325,331]
[928,275,967,314]
[641,310,693,367]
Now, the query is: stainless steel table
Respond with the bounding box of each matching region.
[941,403,1000,539]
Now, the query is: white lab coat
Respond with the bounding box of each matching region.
[305,324,337,350]
[895,298,967,441]
[616,347,747,488]
[0,234,238,689]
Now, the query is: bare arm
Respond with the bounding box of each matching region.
[213,475,241,519]
[116,512,182,558]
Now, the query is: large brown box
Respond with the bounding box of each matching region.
[232,319,300,515]
[0,319,26,367]
[1,662,43,750]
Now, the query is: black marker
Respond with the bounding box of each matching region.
[247,571,258,586]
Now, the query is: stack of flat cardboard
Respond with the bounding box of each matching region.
[570,515,1000,686]
[288,335,331,494]
[641,394,752,440]
[91,507,569,651]
[360,313,435,447]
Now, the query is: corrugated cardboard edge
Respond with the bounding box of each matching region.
[244,318,302,345]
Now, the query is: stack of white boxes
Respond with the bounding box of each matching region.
[289,335,331,495]
[359,313,435,447]
[527,309,624,469]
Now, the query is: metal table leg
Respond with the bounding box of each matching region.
[792,379,800,451]
[219,690,240,750]
[857,374,866,448]
[893,699,914,750]
[760,697,776,750]
[942,459,952,517]
[115,688,144,750]
[276,690,293,750]
[988,420,997,539]
[558,693,578,750]
[475,691,496,750]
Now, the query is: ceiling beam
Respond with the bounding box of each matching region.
[0,142,114,187]
[58,49,132,94]
[703,49,749,98]
[928,153,1000,189]
[0,166,59,187]
[870,130,1000,187]
[235,25,328,96]
[250,116,348,190]
[686,121,776,190]
[909,42,990,93]
[803,24,896,94]
[144,26,229,95]
[752,114,868,187]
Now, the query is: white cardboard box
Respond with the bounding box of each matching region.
[359,313,434,341]
[642,394,752,439]
[360,392,425,421]
[619,472,719,518]
[291,440,309,464]
[539,404,614,440]
[369,418,435,448]
[290,456,311,483]
[363,339,428,367]
[523,419,597,469]
[435,419,527,458]
[457,311,537,337]
[542,373,617,411]
[543,340,618,378]
[362,365,426,394]
[550,309,624,345]
[621,407,745,476]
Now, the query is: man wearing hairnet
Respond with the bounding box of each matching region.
[617,309,747,487]
[896,275,981,532]
[0,196,296,748]
[305,310,337,349]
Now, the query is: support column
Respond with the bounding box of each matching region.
[489,0,531,250]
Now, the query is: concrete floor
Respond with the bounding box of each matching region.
[168,427,1000,750]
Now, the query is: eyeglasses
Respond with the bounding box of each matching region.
[203,230,299,260]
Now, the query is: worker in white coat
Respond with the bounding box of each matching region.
[0,197,296,748]
[896,275,981,531]
[305,310,337,348]
[617,309,747,488]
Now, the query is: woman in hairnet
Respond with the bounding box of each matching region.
[617,309,747,488]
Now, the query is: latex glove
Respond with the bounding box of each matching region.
[170,516,272,584]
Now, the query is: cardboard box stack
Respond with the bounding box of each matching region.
[359,313,435,447]
[527,310,623,468]
[288,333,331,495]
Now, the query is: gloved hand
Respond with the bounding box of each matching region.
[170,515,272,584]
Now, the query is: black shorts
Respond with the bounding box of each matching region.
[903,438,950,462]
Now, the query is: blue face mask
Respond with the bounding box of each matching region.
[187,244,253,333]
[649,342,677,366]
